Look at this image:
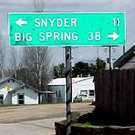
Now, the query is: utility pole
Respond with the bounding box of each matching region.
[123,45,126,54]
[65,46,72,135]
[109,46,112,70]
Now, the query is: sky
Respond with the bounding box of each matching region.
[0,0,135,65]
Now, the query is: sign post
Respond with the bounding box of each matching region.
[65,46,72,135]
[9,12,126,46]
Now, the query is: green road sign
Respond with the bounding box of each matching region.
[9,12,126,46]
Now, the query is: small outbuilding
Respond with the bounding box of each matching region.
[48,77,95,103]
[0,77,44,105]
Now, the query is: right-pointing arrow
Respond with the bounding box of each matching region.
[108,32,119,40]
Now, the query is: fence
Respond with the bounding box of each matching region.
[95,69,135,125]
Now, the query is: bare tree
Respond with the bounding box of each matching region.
[8,47,17,77]
[0,33,6,78]
[21,47,51,90]
[10,48,17,69]
[0,48,4,78]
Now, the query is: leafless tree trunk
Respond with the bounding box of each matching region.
[22,47,51,90]
[9,47,17,77]
[0,49,4,78]
[0,34,6,78]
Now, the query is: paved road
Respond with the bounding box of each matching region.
[0,103,95,135]
[0,117,65,135]
[0,103,94,123]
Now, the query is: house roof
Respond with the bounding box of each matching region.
[113,45,135,68]
[48,77,94,86]
[0,77,23,86]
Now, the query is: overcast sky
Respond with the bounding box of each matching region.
[0,0,134,65]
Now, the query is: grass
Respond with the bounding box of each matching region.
[81,122,94,128]
[73,122,99,128]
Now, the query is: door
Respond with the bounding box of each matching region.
[18,94,24,104]
[0,95,3,104]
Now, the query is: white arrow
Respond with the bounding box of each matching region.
[107,32,119,40]
[16,19,28,27]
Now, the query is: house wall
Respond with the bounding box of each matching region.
[0,88,12,104]
[48,85,65,103]
[72,79,95,102]
[5,92,12,104]
[48,78,95,103]
[120,56,135,69]
[12,88,38,105]
[0,80,21,104]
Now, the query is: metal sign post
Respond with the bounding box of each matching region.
[65,46,72,135]
[109,46,112,70]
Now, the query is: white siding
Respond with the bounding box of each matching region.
[0,88,12,104]
[0,80,20,104]
[12,93,17,104]
[72,78,95,102]
[12,88,38,105]
[48,77,95,102]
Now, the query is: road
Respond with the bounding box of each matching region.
[0,117,65,135]
[0,103,95,135]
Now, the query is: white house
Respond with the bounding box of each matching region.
[48,77,95,103]
[0,77,40,105]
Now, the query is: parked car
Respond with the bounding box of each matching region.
[73,89,95,104]
[73,95,82,103]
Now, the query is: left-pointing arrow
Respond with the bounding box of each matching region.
[107,32,119,41]
[16,19,28,27]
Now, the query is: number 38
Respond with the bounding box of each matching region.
[88,32,101,41]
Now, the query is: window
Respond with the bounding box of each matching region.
[18,94,24,104]
[89,90,94,96]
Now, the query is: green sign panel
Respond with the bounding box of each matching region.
[9,13,126,46]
